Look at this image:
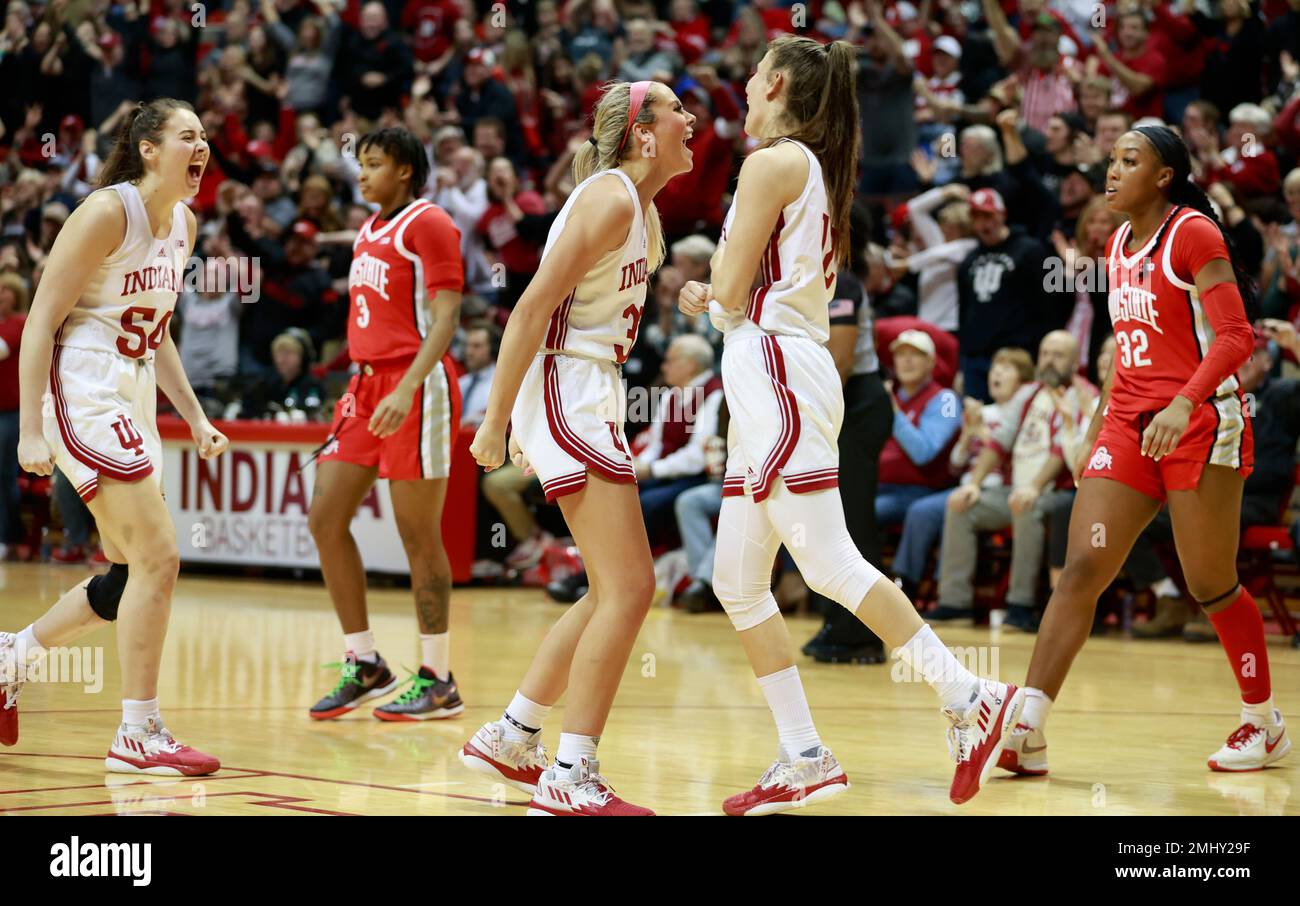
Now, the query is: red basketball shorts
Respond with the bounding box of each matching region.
[318,355,461,481]
[1080,395,1253,502]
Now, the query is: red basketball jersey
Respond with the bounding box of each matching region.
[348,199,463,363]
[1105,208,1243,419]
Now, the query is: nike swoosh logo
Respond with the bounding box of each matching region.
[1022,742,1047,753]
[1266,730,1286,753]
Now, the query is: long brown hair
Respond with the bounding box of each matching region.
[766,36,859,266]
[571,80,666,271]
[98,98,194,188]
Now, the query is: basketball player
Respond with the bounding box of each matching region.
[458,81,694,815]
[679,37,1024,814]
[1000,126,1290,775]
[306,128,466,722]
[1,99,227,775]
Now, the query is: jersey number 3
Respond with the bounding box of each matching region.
[118,307,173,359]
[614,303,644,365]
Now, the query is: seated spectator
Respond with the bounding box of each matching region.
[458,320,498,428]
[632,335,723,544]
[890,346,1035,599]
[482,461,549,571]
[1052,194,1123,382]
[877,329,962,527]
[242,329,325,421]
[1131,324,1300,641]
[934,330,1098,629]
[674,401,729,614]
[888,183,976,331]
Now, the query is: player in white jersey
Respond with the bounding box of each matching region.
[679,36,1025,814]
[458,81,693,815]
[1,100,228,775]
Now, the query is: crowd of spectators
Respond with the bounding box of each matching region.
[4,0,1300,647]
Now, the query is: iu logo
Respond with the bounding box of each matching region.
[112,414,145,456]
[1088,445,1113,472]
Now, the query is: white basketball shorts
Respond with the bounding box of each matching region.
[511,353,636,501]
[45,344,162,502]
[721,333,842,503]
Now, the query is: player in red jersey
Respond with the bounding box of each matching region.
[306,128,467,722]
[3,99,227,774]
[1000,125,1290,776]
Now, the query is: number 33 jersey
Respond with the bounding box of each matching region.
[348,199,463,364]
[1105,208,1241,419]
[708,138,837,344]
[56,182,187,360]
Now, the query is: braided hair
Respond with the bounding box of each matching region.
[1130,125,1258,320]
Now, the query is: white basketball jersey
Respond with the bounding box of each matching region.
[57,182,188,361]
[709,139,837,344]
[541,169,648,363]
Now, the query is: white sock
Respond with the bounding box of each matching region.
[501,691,550,742]
[15,625,49,681]
[344,630,377,663]
[1022,687,1053,730]
[895,624,979,713]
[420,633,450,681]
[757,665,822,757]
[1242,696,1275,727]
[555,732,598,767]
[122,698,160,728]
[1152,578,1181,599]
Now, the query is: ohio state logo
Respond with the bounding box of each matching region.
[1088,445,1113,472]
[112,414,145,456]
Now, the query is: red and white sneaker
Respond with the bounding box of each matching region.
[0,632,21,747]
[997,723,1049,776]
[458,721,548,793]
[1208,709,1291,772]
[945,680,1025,804]
[105,719,220,777]
[527,757,654,816]
[723,746,850,816]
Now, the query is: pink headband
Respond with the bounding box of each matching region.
[619,81,653,155]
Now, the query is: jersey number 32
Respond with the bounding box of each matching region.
[1115,328,1152,369]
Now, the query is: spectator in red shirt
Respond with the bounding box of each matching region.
[1198,102,1281,201]
[656,68,741,242]
[476,157,545,310]
[402,0,461,63]
[1091,12,1166,122]
[668,0,710,66]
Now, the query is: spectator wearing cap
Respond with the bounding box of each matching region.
[888,183,976,331]
[855,2,918,201]
[655,67,741,242]
[476,157,545,309]
[912,34,965,185]
[244,328,326,421]
[1197,102,1281,202]
[956,186,1064,401]
[337,2,413,120]
[616,18,680,83]
[984,0,1078,135]
[0,272,26,558]
[935,330,1097,629]
[1091,11,1166,122]
[876,329,962,528]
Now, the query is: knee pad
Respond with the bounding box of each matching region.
[712,572,780,632]
[86,563,129,621]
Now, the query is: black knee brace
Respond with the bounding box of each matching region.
[86,563,129,621]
